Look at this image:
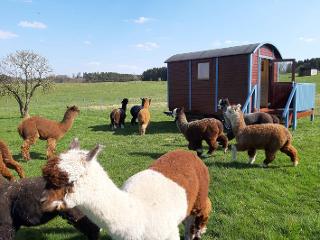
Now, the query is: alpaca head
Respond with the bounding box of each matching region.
[141,98,151,108]
[121,98,129,105]
[41,138,104,211]
[218,98,230,112]
[171,107,185,121]
[66,105,80,116]
[225,104,242,125]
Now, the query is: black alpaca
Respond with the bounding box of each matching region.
[218,98,280,140]
[130,98,146,125]
[110,98,129,129]
[0,176,100,240]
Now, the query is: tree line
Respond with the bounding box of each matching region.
[296,58,320,76]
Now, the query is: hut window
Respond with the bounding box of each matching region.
[198,62,210,80]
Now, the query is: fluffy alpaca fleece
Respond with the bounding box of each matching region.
[18,105,80,160]
[0,176,100,240]
[137,98,151,135]
[225,104,299,167]
[0,140,25,181]
[172,107,228,157]
[218,98,280,140]
[130,98,146,125]
[110,98,129,129]
[41,138,212,240]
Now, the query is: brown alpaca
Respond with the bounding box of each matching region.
[18,105,80,160]
[137,98,151,135]
[0,140,25,181]
[172,107,228,157]
[110,98,129,130]
[225,104,299,167]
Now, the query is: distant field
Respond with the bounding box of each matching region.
[0,79,319,240]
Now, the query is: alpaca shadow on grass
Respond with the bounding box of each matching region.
[205,160,291,169]
[95,120,179,136]
[13,152,46,161]
[129,151,164,159]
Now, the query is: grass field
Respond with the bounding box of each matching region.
[0,77,319,240]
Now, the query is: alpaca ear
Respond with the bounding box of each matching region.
[149,99,151,105]
[86,144,104,161]
[236,104,241,111]
[69,138,80,150]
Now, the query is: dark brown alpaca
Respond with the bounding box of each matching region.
[0,140,25,181]
[172,107,228,157]
[18,105,80,160]
[225,104,298,167]
[110,98,129,130]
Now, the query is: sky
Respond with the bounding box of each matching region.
[0,0,319,76]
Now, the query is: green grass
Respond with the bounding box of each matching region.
[0,79,319,240]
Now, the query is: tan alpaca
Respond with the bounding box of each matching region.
[137,98,151,135]
[18,106,80,160]
[225,104,298,167]
[0,139,25,181]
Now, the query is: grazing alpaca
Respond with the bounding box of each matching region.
[0,140,25,181]
[224,104,299,167]
[18,105,80,160]
[0,176,100,240]
[41,138,212,240]
[172,108,228,157]
[137,98,151,135]
[218,98,280,140]
[130,98,146,125]
[110,98,129,129]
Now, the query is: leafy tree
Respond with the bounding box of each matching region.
[0,50,53,118]
[142,67,167,81]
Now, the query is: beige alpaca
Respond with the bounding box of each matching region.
[137,98,151,135]
[18,106,80,160]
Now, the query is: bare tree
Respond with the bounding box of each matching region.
[0,50,53,118]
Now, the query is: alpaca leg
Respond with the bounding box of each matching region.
[205,137,218,155]
[217,134,228,154]
[47,138,57,159]
[131,117,136,125]
[4,158,25,179]
[21,136,38,161]
[189,141,203,157]
[0,157,15,181]
[140,123,147,135]
[263,150,276,167]
[194,197,212,239]
[183,215,196,240]
[280,144,299,166]
[247,149,257,164]
[231,144,237,161]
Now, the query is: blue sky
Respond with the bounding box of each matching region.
[1,0,319,75]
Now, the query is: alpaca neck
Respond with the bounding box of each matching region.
[230,112,246,136]
[121,103,127,112]
[176,113,189,135]
[60,111,77,132]
[72,162,142,233]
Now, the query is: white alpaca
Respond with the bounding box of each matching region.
[42,139,212,240]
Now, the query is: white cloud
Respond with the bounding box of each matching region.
[87,61,101,66]
[135,42,159,51]
[0,30,18,40]
[23,0,33,3]
[299,37,316,43]
[18,21,47,29]
[224,40,239,45]
[212,40,222,47]
[134,17,151,24]
[83,40,92,45]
